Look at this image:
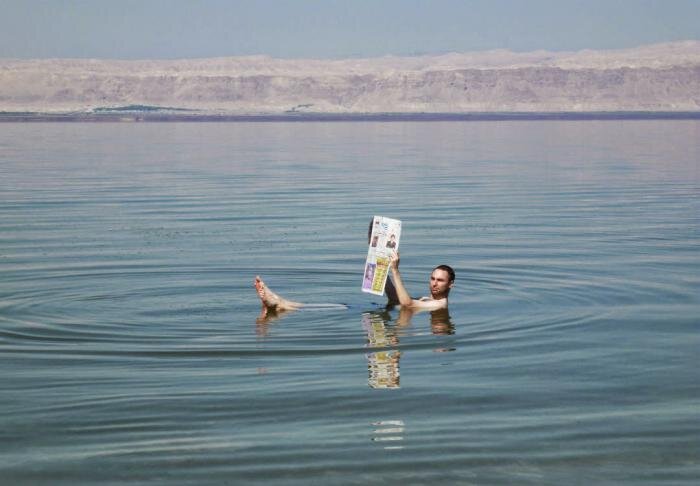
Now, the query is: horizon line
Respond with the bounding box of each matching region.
[2,40,699,63]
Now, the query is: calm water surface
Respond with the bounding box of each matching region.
[1,121,699,484]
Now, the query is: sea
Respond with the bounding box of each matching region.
[1,120,698,485]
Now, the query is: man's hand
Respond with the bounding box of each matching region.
[389,250,400,270]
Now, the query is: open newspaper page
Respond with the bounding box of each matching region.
[362,216,402,296]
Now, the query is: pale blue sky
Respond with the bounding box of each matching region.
[1,0,698,59]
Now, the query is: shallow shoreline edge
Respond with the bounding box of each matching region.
[2,111,700,122]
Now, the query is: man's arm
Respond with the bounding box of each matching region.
[384,276,400,306]
[388,251,414,306]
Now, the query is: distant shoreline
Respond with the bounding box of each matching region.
[2,112,700,122]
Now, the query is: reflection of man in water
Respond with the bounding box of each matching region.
[385,234,397,248]
[254,220,455,316]
[362,308,454,388]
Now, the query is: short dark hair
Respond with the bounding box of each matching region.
[433,264,455,282]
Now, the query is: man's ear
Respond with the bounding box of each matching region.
[448,281,454,289]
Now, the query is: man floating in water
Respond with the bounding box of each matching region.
[254,218,455,321]
[254,251,455,316]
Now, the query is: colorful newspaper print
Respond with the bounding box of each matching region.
[362,216,401,296]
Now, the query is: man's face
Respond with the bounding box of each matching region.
[429,269,453,299]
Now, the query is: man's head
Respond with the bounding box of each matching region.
[429,264,455,299]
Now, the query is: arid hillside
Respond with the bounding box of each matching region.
[1,41,699,113]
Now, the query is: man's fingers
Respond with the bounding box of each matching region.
[390,249,400,267]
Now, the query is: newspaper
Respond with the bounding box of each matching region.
[362,216,402,295]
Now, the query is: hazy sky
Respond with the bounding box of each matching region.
[1,0,698,59]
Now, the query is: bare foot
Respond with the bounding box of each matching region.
[254,276,279,308]
[254,276,302,311]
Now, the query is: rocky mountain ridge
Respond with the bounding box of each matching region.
[1,41,698,113]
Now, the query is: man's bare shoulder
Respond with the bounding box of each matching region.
[410,297,448,311]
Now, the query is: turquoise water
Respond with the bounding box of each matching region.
[1,121,699,484]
